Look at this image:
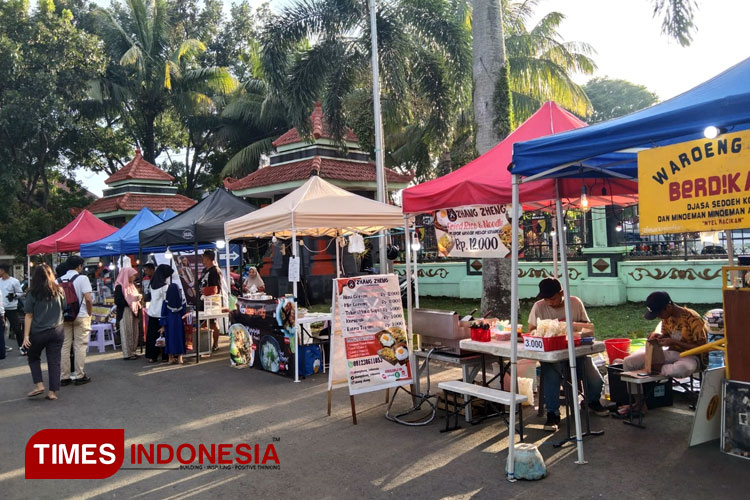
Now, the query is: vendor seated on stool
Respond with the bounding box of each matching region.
[528,278,608,432]
[623,291,707,378]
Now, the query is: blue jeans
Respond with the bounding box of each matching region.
[542,356,604,415]
[0,319,5,359]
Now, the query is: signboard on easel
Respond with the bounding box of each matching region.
[327,274,413,423]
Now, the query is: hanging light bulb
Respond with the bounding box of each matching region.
[550,230,557,237]
[580,186,590,212]
[108,262,115,271]
[164,247,173,260]
[615,222,623,232]
[271,235,278,244]
[216,239,226,249]
[704,126,721,139]
[411,232,421,251]
[299,240,305,247]
[98,261,103,267]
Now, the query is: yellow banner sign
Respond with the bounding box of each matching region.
[638,130,750,235]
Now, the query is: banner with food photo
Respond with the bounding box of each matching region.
[229,296,297,377]
[433,204,520,258]
[335,274,412,395]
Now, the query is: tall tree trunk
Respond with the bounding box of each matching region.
[438,149,452,177]
[143,114,157,165]
[473,0,513,318]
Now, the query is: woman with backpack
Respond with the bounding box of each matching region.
[22,264,65,400]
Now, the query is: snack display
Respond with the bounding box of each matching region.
[532,318,567,337]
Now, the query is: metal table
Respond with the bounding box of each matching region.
[459,338,606,446]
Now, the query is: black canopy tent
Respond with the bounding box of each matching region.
[139,188,257,363]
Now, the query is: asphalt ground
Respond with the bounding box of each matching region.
[0,339,747,500]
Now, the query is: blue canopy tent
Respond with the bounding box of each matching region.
[81,207,164,257]
[511,56,750,181]
[501,58,750,477]
[159,208,177,220]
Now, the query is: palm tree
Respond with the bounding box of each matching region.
[504,0,596,124]
[94,0,236,165]
[260,0,472,168]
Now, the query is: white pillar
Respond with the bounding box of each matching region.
[507,175,520,481]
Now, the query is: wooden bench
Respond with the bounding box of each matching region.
[438,381,527,438]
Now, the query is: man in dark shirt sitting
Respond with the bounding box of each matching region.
[200,250,222,351]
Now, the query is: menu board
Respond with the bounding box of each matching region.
[433,204,514,258]
[335,274,412,395]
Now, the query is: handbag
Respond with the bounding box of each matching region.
[155,335,166,347]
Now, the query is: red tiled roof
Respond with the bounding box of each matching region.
[86,193,196,214]
[224,156,413,191]
[272,102,359,148]
[105,150,175,184]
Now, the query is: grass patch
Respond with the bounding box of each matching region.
[309,297,722,341]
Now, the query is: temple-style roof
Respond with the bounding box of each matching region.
[104,150,174,184]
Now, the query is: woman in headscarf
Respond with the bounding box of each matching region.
[243,266,265,294]
[145,264,172,363]
[114,267,141,360]
[161,281,187,364]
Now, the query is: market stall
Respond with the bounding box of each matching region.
[224,175,407,387]
[139,188,257,362]
[401,102,641,476]
[509,57,750,471]
[81,207,164,258]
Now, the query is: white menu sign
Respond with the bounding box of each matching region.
[433,204,512,258]
[335,274,413,395]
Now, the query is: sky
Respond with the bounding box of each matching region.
[76,0,750,196]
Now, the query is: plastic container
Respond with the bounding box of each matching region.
[470,328,491,342]
[604,338,631,363]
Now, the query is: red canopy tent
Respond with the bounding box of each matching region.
[27,209,118,255]
[402,102,638,214]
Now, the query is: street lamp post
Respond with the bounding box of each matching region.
[368,0,388,274]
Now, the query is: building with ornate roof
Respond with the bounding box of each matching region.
[86,150,196,226]
[224,102,413,201]
[223,103,413,303]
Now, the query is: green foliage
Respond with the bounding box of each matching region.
[583,77,659,123]
[0,0,105,257]
[651,0,697,47]
[503,0,596,123]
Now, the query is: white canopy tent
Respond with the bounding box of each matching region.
[224,175,415,383]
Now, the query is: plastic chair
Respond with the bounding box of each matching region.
[88,323,116,353]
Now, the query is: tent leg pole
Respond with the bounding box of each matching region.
[195,240,200,365]
[404,216,416,398]
[507,176,520,482]
[293,230,299,383]
[552,214,558,278]
[555,180,586,465]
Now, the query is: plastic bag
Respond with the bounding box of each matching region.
[155,335,166,347]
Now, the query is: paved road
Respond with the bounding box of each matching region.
[0,341,747,499]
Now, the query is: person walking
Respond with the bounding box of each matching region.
[59,256,93,386]
[161,281,186,364]
[0,264,24,355]
[114,267,141,360]
[199,250,222,351]
[145,264,172,363]
[0,292,6,360]
[22,264,65,400]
